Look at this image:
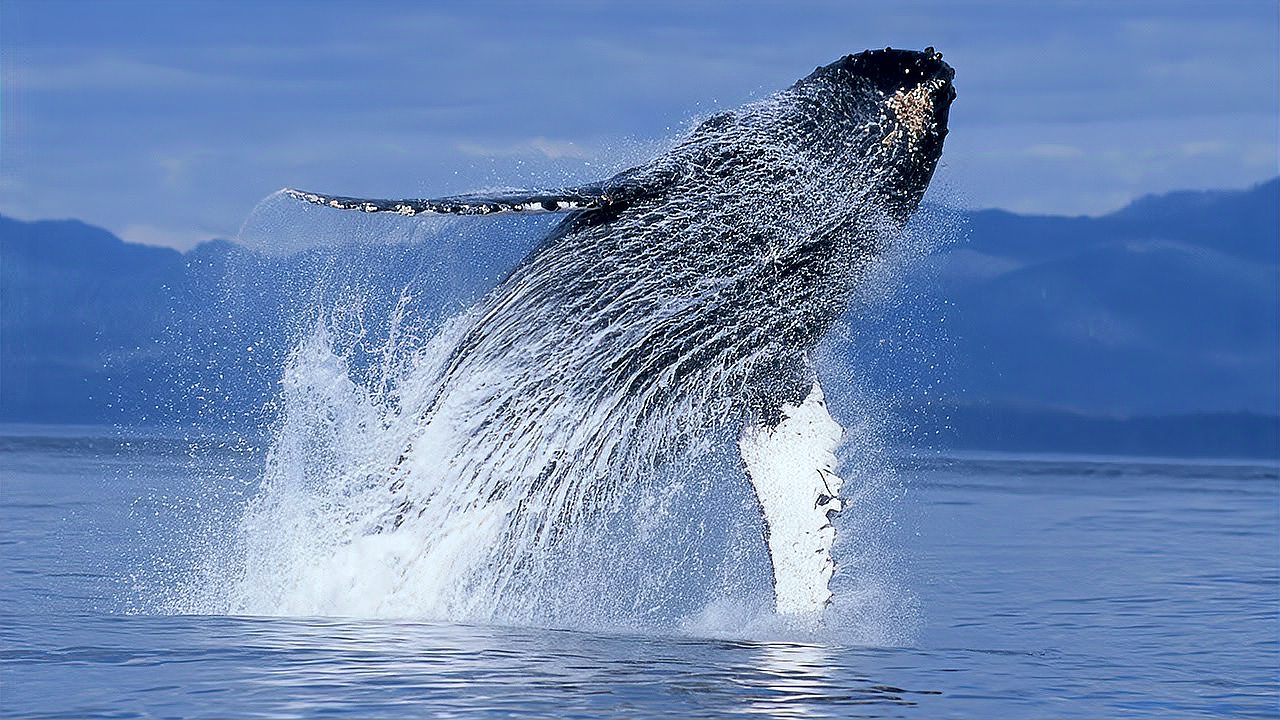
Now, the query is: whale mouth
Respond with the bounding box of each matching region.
[826,47,955,115]
[836,46,955,94]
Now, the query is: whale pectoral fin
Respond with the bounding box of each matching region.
[285,158,686,218]
[738,381,845,616]
[283,186,615,217]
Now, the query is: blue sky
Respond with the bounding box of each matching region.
[2,0,1276,250]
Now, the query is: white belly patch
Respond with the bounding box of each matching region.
[738,381,845,616]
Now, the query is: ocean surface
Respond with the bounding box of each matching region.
[2,425,1277,718]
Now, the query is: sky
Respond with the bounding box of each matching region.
[1,0,1277,250]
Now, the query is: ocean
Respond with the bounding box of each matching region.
[2,426,1275,718]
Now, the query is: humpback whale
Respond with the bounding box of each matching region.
[286,48,955,617]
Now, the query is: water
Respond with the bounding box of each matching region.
[3,428,1276,717]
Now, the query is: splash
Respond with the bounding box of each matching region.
[176,297,774,626]
[166,51,960,639]
[163,192,957,641]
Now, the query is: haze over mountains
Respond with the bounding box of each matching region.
[898,179,1278,456]
[2,179,1276,457]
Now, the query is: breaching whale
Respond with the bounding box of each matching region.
[286,48,955,617]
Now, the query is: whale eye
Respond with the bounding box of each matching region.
[541,201,558,212]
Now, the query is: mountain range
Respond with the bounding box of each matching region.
[2,179,1276,457]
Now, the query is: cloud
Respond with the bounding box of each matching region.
[2,0,1276,239]
[455,137,593,160]
[118,223,218,251]
[944,111,1279,216]
[1178,140,1227,158]
[0,174,25,194]
[6,57,240,93]
[1023,144,1083,160]
[926,248,1025,288]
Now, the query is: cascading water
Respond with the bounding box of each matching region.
[173,289,775,627]
[164,209,953,640]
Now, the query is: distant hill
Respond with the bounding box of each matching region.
[923,178,1277,418]
[952,243,1272,412]
[840,178,1279,456]
[1,217,186,423]
[1,179,1276,457]
[0,212,547,426]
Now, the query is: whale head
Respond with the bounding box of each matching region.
[660,47,952,257]
[794,47,956,221]
[612,48,957,354]
[668,48,955,234]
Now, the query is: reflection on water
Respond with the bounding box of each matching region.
[740,643,839,716]
[4,616,945,719]
[735,641,933,717]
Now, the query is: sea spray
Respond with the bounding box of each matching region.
[176,299,774,624]
[164,50,959,638]
[166,198,955,639]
